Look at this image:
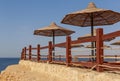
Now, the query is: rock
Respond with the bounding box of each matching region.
[0,60,120,81]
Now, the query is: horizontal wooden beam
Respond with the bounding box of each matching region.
[54,42,66,47]
[40,46,49,49]
[72,62,96,68]
[32,48,37,50]
[71,36,96,44]
[53,36,96,48]
[103,30,120,41]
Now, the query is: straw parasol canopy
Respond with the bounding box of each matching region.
[57,43,84,48]
[85,44,110,49]
[77,28,115,42]
[34,22,75,37]
[110,40,120,45]
[83,28,96,37]
[34,22,75,60]
[34,22,75,45]
[61,2,120,29]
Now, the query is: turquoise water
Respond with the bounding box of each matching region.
[0,58,19,72]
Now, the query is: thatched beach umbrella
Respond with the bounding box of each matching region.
[85,44,110,49]
[34,22,75,59]
[78,28,115,42]
[61,2,120,34]
[57,43,84,48]
[61,2,120,59]
[110,40,120,45]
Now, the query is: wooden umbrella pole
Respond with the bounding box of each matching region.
[52,30,55,60]
[91,13,95,61]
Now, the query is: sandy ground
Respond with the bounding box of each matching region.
[0,60,120,81]
[0,64,66,81]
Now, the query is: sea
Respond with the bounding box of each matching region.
[0,58,19,72]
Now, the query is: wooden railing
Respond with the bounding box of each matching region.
[21,28,120,72]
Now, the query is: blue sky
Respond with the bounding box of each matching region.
[0,0,120,57]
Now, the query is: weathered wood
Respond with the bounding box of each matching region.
[55,42,66,47]
[24,47,27,60]
[20,28,120,72]
[29,45,32,60]
[72,61,96,68]
[54,36,96,47]
[48,41,52,63]
[21,49,23,59]
[96,28,103,72]
[72,36,96,44]
[66,36,72,66]
[40,46,49,49]
[103,30,120,41]
[37,44,40,62]
[32,48,37,50]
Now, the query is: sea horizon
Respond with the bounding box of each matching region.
[0,58,19,72]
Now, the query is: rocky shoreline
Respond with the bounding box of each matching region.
[0,60,120,81]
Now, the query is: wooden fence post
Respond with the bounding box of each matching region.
[29,45,32,60]
[21,48,24,60]
[96,28,103,72]
[37,44,40,62]
[48,41,52,63]
[20,49,24,60]
[66,36,72,66]
[24,47,27,60]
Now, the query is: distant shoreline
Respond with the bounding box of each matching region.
[0,58,19,72]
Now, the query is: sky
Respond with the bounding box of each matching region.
[0,0,120,57]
